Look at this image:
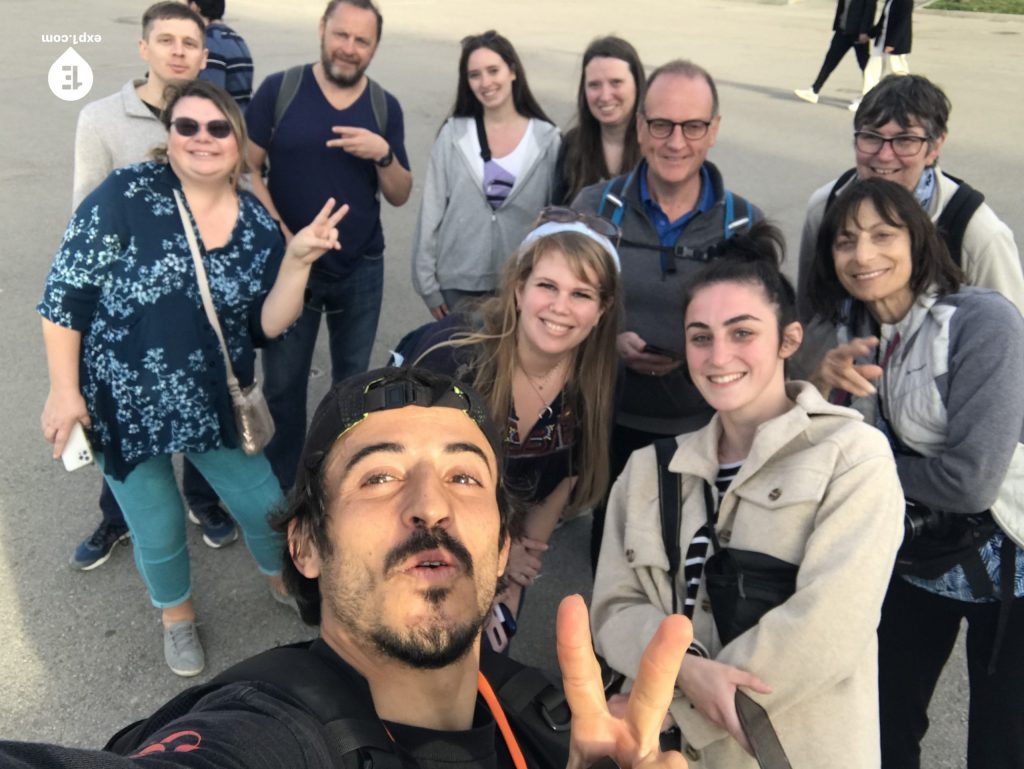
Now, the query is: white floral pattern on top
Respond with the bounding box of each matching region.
[39,161,284,480]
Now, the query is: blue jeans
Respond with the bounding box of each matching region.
[98,459,222,526]
[263,255,384,490]
[100,448,285,608]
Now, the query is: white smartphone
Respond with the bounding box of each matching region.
[61,422,94,472]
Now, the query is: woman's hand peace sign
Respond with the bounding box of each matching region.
[286,198,350,266]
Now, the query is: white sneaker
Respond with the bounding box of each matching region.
[794,88,819,104]
[848,99,861,112]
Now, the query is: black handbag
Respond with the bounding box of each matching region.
[654,439,798,642]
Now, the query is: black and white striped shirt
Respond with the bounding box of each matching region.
[682,462,743,618]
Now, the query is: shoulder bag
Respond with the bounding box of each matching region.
[174,189,274,456]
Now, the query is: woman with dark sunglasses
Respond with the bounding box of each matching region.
[399,214,623,651]
[411,30,561,321]
[39,80,345,677]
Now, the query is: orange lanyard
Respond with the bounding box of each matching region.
[478,671,529,769]
[381,673,529,769]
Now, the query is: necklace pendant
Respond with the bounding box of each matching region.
[539,405,554,420]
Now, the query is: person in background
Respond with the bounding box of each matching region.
[68,1,240,569]
[810,178,1024,769]
[411,30,560,319]
[794,0,876,106]
[552,35,645,206]
[407,212,622,651]
[246,0,412,492]
[593,222,904,767]
[190,0,254,108]
[853,0,913,112]
[40,80,347,676]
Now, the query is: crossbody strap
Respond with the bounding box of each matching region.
[654,438,681,613]
[173,189,241,396]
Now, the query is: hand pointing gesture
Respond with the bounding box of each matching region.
[285,198,350,266]
[558,595,692,769]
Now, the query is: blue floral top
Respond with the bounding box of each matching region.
[38,161,284,480]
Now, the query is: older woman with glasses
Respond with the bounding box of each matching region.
[402,209,623,651]
[39,80,346,677]
[809,177,1024,769]
[411,30,561,320]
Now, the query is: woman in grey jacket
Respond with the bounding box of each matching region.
[811,178,1024,769]
[411,31,560,319]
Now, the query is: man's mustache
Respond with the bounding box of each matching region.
[383,527,474,576]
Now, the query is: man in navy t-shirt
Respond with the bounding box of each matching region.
[245,0,412,490]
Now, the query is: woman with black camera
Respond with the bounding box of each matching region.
[591,222,904,768]
[810,177,1024,769]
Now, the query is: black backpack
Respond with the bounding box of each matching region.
[270,65,389,144]
[105,640,570,769]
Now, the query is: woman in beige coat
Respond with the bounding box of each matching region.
[591,222,905,768]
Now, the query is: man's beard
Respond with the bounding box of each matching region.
[324,527,497,669]
[320,45,366,88]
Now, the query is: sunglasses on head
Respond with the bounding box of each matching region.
[170,117,233,139]
[538,206,621,244]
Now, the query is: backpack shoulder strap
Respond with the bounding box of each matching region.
[722,191,755,239]
[596,169,637,227]
[934,175,984,268]
[270,65,307,145]
[654,437,682,613]
[825,168,859,211]
[480,648,571,769]
[366,77,389,135]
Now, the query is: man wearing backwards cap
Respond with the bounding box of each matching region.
[0,367,691,769]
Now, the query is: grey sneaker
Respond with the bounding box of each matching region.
[270,585,300,616]
[163,620,205,677]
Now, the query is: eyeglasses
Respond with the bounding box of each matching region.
[643,118,713,141]
[538,206,621,245]
[170,117,233,140]
[854,131,930,157]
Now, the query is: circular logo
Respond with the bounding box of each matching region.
[48,47,93,101]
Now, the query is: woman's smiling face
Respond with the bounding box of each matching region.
[832,200,915,323]
[685,280,795,422]
[515,249,605,360]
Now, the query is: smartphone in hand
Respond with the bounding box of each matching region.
[61,422,94,472]
[642,343,684,361]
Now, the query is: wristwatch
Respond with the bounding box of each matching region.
[374,148,394,168]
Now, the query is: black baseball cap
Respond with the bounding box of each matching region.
[294,366,504,491]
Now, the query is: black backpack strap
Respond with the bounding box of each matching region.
[479,648,571,769]
[366,77,389,135]
[270,65,307,146]
[474,113,492,162]
[654,437,681,613]
[935,175,984,268]
[825,168,859,210]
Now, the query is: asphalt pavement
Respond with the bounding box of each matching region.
[2,0,1021,763]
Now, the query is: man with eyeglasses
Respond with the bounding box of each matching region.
[67,2,244,571]
[793,74,1023,375]
[572,59,761,568]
